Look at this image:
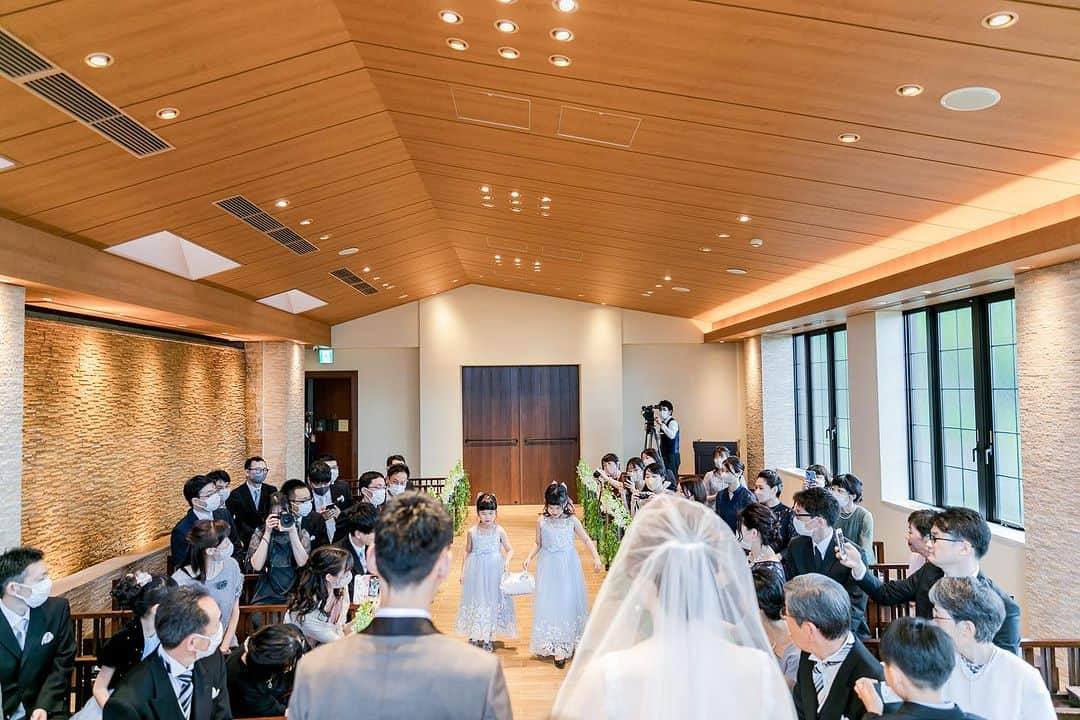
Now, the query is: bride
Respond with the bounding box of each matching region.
[551,494,796,719]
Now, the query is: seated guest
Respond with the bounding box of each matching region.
[703,445,731,502]
[806,463,831,488]
[172,520,242,652]
[314,453,345,486]
[386,462,411,498]
[385,454,406,470]
[0,547,75,720]
[828,474,875,557]
[640,448,676,489]
[226,624,306,719]
[334,503,380,603]
[835,506,1020,654]
[77,574,177,719]
[784,574,883,720]
[714,456,755,533]
[308,461,350,548]
[247,490,312,605]
[752,565,799,688]
[853,617,987,720]
[356,470,388,510]
[287,494,512,720]
[928,578,1054,720]
[753,469,795,550]
[285,547,354,648]
[905,509,937,573]
[783,487,870,637]
[206,469,242,558]
[738,503,785,580]
[678,476,708,504]
[311,455,353,510]
[170,474,241,570]
[104,586,229,720]
[227,456,277,550]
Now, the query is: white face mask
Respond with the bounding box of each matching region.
[193,622,224,660]
[645,475,663,492]
[739,534,754,552]
[295,501,313,518]
[201,493,222,513]
[334,571,354,589]
[214,539,234,560]
[368,488,387,506]
[218,487,231,503]
[792,516,813,537]
[329,468,339,483]
[15,577,52,608]
[388,483,406,496]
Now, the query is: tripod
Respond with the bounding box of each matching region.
[642,419,661,452]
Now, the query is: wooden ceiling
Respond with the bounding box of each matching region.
[2,0,1078,332]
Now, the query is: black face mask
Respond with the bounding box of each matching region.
[312,485,331,496]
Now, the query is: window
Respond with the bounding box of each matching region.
[904,292,1023,527]
[793,326,850,475]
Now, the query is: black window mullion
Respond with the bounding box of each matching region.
[926,305,945,509]
[970,297,994,521]
[826,328,839,474]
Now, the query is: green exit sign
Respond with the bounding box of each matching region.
[317,347,334,364]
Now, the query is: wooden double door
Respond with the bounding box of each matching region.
[462,365,580,505]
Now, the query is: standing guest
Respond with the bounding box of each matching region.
[655,400,681,474]
[783,487,870,638]
[703,445,732,502]
[313,453,351,496]
[906,509,937,574]
[172,520,242,653]
[752,566,800,688]
[928,578,1054,720]
[753,469,795,551]
[206,470,242,559]
[828,474,875,557]
[640,448,676,491]
[285,547,354,648]
[714,456,755,533]
[0,547,75,720]
[678,476,708,504]
[455,493,517,652]
[386,463,411,498]
[385,454,406,471]
[784,574,883,720]
[333,503,379,603]
[247,490,312,605]
[737,503,785,580]
[835,507,1020,654]
[523,483,602,668]
[226,624,306,719]
[806,463,832,488]
[595,453,624,494]
[356,470,388,511]
[636,462,675,511]
[287,494,512,720]
[307,461,349,548]
[853,617,987,720]
[227,456,277,550]
[103,586,229,720]
[623,457,646,513]
[171,475,241,571]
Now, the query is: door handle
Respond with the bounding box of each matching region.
[984,444,993,465]
[523,438,577,445]
[464,439,518,446]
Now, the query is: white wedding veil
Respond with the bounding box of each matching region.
[551,495,796,720]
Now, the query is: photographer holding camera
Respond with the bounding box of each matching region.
[247,482,312,605]
[654,400,681,474]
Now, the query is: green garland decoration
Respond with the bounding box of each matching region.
[438,460,471,534]
[576,458,628,567]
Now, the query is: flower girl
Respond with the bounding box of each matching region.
[455,492,517,652]
[523,482,602,668]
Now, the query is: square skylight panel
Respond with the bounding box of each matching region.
[257,289,327,314]
[105,231,240,280]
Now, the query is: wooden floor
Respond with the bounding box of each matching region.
[430,505,606,720]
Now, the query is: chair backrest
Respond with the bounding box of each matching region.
[872,540,885,564]
[1020,639,1080,694]
[865,563,913,637]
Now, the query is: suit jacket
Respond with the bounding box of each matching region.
[0,597,75,720]
[225,482,278,549]
[331,537,370,603]
[104,649,231,720]
[301,512,332,551]
[784,535,871,638]
[856,565,1020,655]
[870,701,987,720]
[170,508,242,569]
[793,636,884,720]
[287,616,512,720]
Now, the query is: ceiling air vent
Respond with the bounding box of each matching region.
[330,268,379,295]
[0,29,172,157]
[214,195,319,256]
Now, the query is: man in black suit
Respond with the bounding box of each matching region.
[314,453,354,506]
[105,585,231,720]
[785,574,884,720]
[835,506,1020,654]
[0,547,75,720]
[308,460,353,548]
[225,456,277,551]
[332,502,379,603]
[783,487,871,637]
[171,475,242,569]
[854,617,987,720]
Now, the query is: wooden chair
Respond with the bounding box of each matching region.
[236,604,289,643]
[865,563,913,638]
[872,540,885,564]
[69,610,132,708]
[1021,639,1080,696]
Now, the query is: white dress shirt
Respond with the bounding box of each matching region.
[348,539,368,574]
[313,491,336,542]
[809,632,854,709]
[0,602,29,719]
[157,646,195,720]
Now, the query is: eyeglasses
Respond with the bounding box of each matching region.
[793,512,813,519]
[928,534,964,545]
[932,613,952,623]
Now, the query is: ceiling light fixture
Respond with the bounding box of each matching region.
[0,155,15,171]
[838,132,861,143]
[482,195,493,201]
[940,86,1001,112]
[641,292,651,297]
[319,234,331,241]
[540,211,550,217]
[373,276,381,281]
[551,28,574,41]
[1017,265,1032,271]
[921,290,933,295]
[514,257,521,263]
[439,9,463,24]
[399,294,409,299]
[480,185,491,193]
[362,266,371,272]
[511,207,522,212]
[338,247,359,256]
[511,199,522,205]
[726,267,748,275]
[655,284,662,288]
[671,287,690,293]
[716,232,730,238]
[896,84,923,97]
[982,11,1018,29]
[383,283,390,288]
[274,199,289,208]
[698,246,712,253]
[41,297,53,302]
[540,204,551,210]
[540,196,552,202]
[482,202,495,208]
[549,54,572,67]
[876,300,890,306]
[663,274,672,281]
[554,0,578,13]
[749,238,764,248]
[495,19,518,33]
[447,38,469,51]
[510,190,520,198]
[498,46,521,59]
[299,218,312,225]
[494,255,501,260]
[85,52,113,68]
[156,107,180,120]
[497,0,517,4]
[737,214,751,223]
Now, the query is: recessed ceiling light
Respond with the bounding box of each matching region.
[274,199,289,208]
[737,214,751,223]
[540,204,551,210]
[896,84,923,97]
[664,275,672,281]
[387,285,395,289]
[982,11,1018,29]
[551,28,574,41]
[373,276,381,281]
[498,46,521,60]
[511,207,522,212]
[514,257,521,263]
[655,284,662,288]
[838,132,861,143]
[453,279,460,282]
[399,294,409,299]
[447,38,469,51]
[482,195,493,201]
[85,52,113,68]
[41,297,53,302]
[383,283,390,288]
[495,19,518,33]
[480,185,491,193]
[549,55,572,67]
[698,246,712,253]
[540,211,550,217]
[750,238,764,248]
[671,287,690,293]
[716,233,730,239]
[156,107,180,120]
[726,267,748,275]
[338,247,359,256]
[439,10,463,24]
[362,266,371,272]
[299,218,313,225]
[497,0,517,4]
[940,86,1001,112]
[641,292,651,297]
[554,0,578,12]
[511,199,522,206]
[510,190,520,198]
[482,202,495,208]
[0,155,15,170]
[540,196,552,202]
[494,255,501,260]
[319,234,331,241]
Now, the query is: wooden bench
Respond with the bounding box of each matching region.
[1022,639,1080,715]
[865,563,914,638]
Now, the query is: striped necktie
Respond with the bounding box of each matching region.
[813,639,854,706]
[176,668,193,718]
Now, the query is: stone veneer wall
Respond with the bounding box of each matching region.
[0,284,25,548]
[21,317,247,578]
[742,334,796,480]
[1015,259,1080,641]
[244,342,306,482]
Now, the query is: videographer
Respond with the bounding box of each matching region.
[247,484,312,605]
[655,400,681,474]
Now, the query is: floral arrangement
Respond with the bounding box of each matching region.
[577,459,602,541]
[440,460,471,534]
[350,597,380,633]
[576,458,629,568]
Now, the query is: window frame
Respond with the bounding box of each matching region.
[793,325,848,474]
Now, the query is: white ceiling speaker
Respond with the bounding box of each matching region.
[940,87,1001,112]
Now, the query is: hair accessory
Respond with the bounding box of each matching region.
[134,571,152,587]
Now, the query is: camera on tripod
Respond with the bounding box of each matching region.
[641,404,658,425]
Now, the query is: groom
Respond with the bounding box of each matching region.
[288,493,513,719]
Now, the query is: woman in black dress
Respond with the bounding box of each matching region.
[226,623,307,718]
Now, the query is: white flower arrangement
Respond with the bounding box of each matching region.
[600,486,632,530]
[442,460,466,504]
[577,459,600,496]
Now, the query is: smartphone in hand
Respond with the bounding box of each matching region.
[804,470,818,489]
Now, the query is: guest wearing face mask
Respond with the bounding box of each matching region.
[828,474,875,558]
[357,470,388,510]
[285,547,355,648]
[172,520,243,653]
[737,503,785,581]
[226,623,306,719]
[753,469,795,551]
[171,475,242,571]
[623,457,646,513]
[703,445,731,502]
[385,454,406,471]
[104,586,229,720]
[307,461,350,549]
[227,456,278,551]
[386,463,411,498]
[247,486,312,605]
[333,503,379,603]
[635,462,674,511]
[206,470,242,557]
[713,456,755,533]
[640,448,676,490]
[0,547,75,720]
[312,455,353,510]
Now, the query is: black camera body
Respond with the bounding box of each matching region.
[278,512,297,530]
[641,404,656,423]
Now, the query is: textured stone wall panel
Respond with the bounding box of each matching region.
[244,342,305,483]
[761,334,796,471]
[743,337,765,478]
[0,285,26,548]
[21,319,247,579]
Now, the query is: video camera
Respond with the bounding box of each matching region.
[641,404,658,424]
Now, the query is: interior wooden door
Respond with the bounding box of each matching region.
[305,371,358,480]
[519,365,580,503]
[462,366,521,504]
